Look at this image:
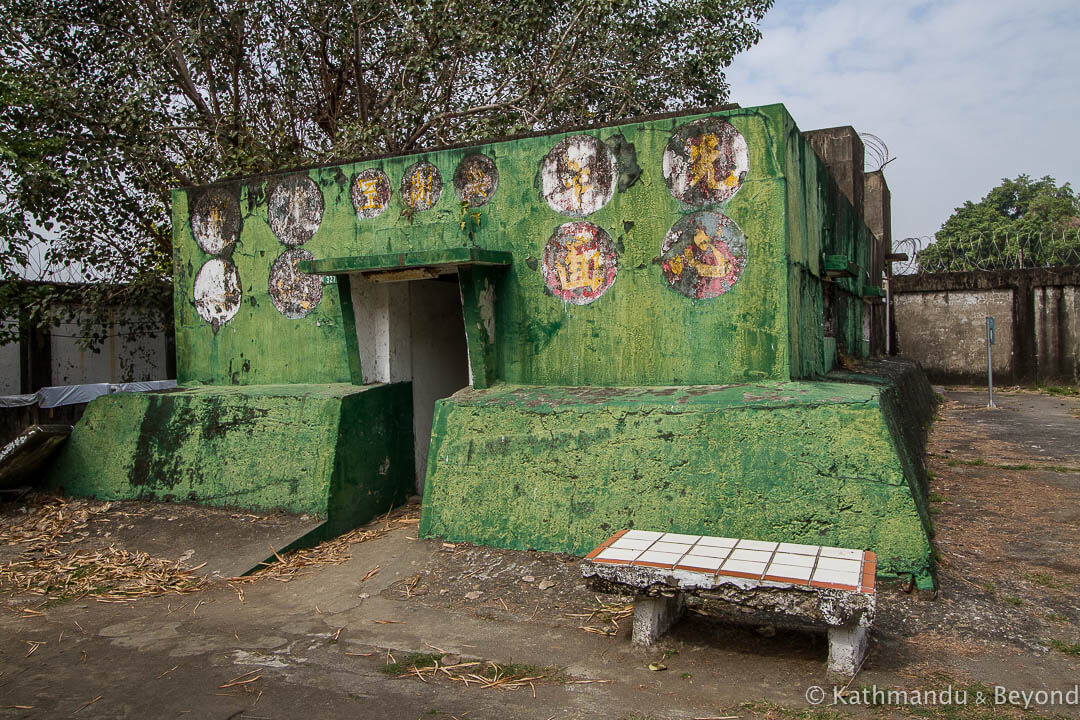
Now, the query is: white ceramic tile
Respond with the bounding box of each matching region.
[651,541,693,554]
[697,536,739,548]
[736,539,779,552]
[687,544,730,559]
[777,542,820,555]
[819,546,863,560]
[678,554,724,571]
[596,548,642,562]
[623,530,664,541]
[811,567,860,586]
[661,533,701,544]
[765,563,813,581]
[610,537,655,551]
[719,558,767,576]
[772,552,816,567]
[728,548,773,563]
[815,556,862,574]
[635,550,684,566]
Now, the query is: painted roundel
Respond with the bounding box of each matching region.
[190,188,240,255]
[660,211,747,300]
[662,118,749,207]
[267,175,324,247]
[269,248,323,319]
[193,258,242,327]
[401,161,443,212]
[539,135,618,217]
[541,221,618,305]
[453,154,499,207]
[351,168,392,219]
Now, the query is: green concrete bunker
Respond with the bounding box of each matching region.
[46,103,937,587]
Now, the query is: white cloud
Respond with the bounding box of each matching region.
[725,0,1080,241]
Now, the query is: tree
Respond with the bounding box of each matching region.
[0,0,774,353]
[918,175,1080,272]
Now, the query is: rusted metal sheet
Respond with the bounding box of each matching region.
[401,161,443,212]
[541,221,618,304]
[351,168,392,219]
[453,154,499,207]
[663,118,748,207]
[660,211,747,299]
[0,424,72,489]
[539,135,618,217]
[193,258,242,328]
[269,249,323,319]
[267,175,324,247]
[190,188,240,254]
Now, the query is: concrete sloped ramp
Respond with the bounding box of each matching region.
[0,424,72,491]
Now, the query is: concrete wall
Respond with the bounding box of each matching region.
[50,310,169,385]
[891,267,1080,385]
[1,309,170,395]
[0,321,18,394]
[1035,284,1080,383]
[893,289,1014,378]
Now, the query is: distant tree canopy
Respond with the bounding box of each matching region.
[917,175,1080,273]
[0,0,773,350]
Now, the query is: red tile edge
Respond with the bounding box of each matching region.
[810,580,859,591]
[717,570,763,581]
[763,574,810,586]
[633,561,677,569]
[592,557,632,566]
[609,529,629,543]
[676,563,719,574]
[585,546,604,560]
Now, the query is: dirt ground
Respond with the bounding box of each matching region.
[0,388,1077,719]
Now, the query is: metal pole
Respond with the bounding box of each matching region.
[986,316,995,408]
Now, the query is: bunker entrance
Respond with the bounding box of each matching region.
[348,273,471,492]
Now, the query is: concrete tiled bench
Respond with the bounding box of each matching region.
[581,530,877,674]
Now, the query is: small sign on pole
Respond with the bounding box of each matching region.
[986,316,996,408]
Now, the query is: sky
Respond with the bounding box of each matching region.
[724,0,1080,245]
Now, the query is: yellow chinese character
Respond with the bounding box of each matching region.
[685,227,731,278]
[556,232,602,292]
[358,178,383,209]
[688,133,738,192]
[464,165,488,200]
[564,156,592,209]
[408,168,434,207]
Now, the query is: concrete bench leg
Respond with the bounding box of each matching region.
[827,625,869,675]
[632,593,685,646]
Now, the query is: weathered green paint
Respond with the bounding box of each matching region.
[420,366,936,587]
[131,103,925,583]
[45,384,414,533]
[173,104,869,388]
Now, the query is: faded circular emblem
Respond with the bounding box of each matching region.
[401,161,443,212]
[190,188,240,255]
[539,135,618,218]
[660,211,747,299]
[193,258,242,327]
[268,248,323,319]
[453,154,499,207]
[541,221,618,305]
[267,175,324,247]
[662,118,749,207]
[351,168,392,219]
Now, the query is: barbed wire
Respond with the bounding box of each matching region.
[891,229,1080,275]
